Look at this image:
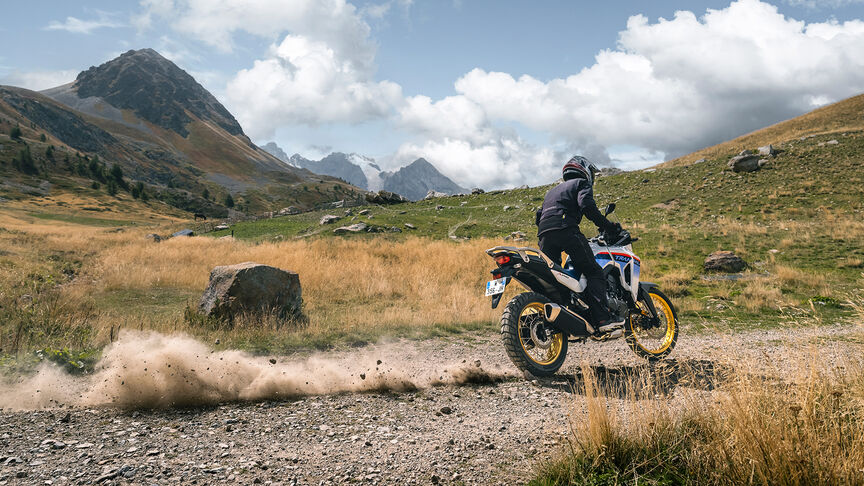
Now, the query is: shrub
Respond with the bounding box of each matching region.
[10,126,22,140]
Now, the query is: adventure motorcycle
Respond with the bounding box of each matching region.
[484,204,678,377]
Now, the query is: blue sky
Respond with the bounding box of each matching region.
[2,0,864,188]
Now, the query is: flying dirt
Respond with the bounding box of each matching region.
[0,332,514,411]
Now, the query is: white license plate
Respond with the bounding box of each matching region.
[485,277,507,296]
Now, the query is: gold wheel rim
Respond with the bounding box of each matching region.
[633,293,676,354]
[518,302,564,365]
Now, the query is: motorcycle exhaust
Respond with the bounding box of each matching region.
[544,303,593,337]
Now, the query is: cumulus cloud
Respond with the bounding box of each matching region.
[446,0,864,163]
[0,70,78,90]
[785,0,864,8]
[226,35,403,139]
[46,12,124,34]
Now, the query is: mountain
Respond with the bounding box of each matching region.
[380,158,467,200]
[290,152,369,189]
[0,49,358,217]
[261,142,289,164]
[266,142,466,200]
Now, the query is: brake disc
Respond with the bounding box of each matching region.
[529,317,552,349]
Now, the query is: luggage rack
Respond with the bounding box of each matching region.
[486,246,557,269]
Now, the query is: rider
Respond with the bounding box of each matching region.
[535,155,624,332]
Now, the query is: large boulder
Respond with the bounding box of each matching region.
[319,214,341,225]
[198,262,302,321]
[704,251,746,273]
[424,190,448,200]
[365,190,408,205]
[727,154,760,173]
[471,187,485,195]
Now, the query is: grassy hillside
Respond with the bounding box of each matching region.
[1,93,862,370]
[664,93,864,168]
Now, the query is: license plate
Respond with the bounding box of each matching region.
[485,277,507,296]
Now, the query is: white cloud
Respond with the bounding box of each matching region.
[438,0,864,164]
[785,0,864,8]
[46,12,124,34]
[0,70,78,91]
[225,35,403,139]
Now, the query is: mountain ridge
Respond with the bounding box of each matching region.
[263,143,467,200]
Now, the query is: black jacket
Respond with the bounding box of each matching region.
[535,178,613,236]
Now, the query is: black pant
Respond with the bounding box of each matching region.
[539,228,611,324]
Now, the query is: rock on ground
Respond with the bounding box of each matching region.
[320,215,341,225]
[366,190,408,205]
[198,262,302,321]
[171,229,194,238]
[704,250,746,272]
[727,154,760,173]
[333,223,368,234]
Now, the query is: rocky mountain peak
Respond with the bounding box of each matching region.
[74,49,243,138]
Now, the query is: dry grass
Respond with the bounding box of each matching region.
[0,213,509,353]
[536,345,864,485]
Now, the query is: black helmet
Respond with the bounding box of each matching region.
[562,155,598,184]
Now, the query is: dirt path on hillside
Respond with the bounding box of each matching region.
[1,324,861,485]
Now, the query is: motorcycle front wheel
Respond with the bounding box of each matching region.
[500,292,568,377]
[626,288,678,361]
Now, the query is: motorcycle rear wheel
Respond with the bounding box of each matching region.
[501,292,568,377]
[626,288,678,361]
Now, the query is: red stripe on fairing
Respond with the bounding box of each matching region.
[597,252,641,264]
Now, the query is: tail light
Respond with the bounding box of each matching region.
[494,254,511,265]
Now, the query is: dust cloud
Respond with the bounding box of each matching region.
[0,332,515,411]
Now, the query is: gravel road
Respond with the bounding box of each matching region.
[1,324,860,485]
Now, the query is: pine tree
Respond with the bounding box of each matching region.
[9,126,22,140]
[224,193,235,208]
[202,188,210,200]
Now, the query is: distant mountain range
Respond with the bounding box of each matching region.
[0,48,358,216]
[263,146,467,200]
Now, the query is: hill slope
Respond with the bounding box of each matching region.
[0,49,361,219]
[664,93,864,168]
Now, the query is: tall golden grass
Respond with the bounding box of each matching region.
[536,347,864,485]
[0,212,509,352]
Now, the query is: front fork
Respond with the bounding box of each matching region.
[635,284,662,328]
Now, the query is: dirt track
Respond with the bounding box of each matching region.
[0,324,860,485]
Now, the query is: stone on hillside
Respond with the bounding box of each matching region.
[704,251,746,273]
[758,158,770,168]
[278,206,301,216]
[758,144,776,156]
[171,229,194,238]
[424,190,448,200]
[198,262,302,321]
[333,223,368,234]
[214,224,230,230]
[388,226,402,233]
[503,205,512,211]
[727,154,760,173]
[404,223,416,229]
[739,149,754,156]
[471,187,485,195]
[145,233,162,243]
[436,205,445,210]
[365,190,408,205]
[694,158,706,164]
[358,209,371,215]
[320,215,341,225]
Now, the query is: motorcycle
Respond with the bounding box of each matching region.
[484,203,678,377]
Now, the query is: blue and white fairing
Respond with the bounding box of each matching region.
[565,243,641,302]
